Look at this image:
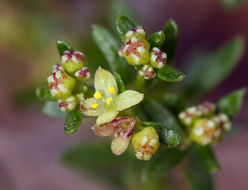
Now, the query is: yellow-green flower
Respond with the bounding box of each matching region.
[80,67,144,125]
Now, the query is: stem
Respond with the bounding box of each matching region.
[135,74,145,92]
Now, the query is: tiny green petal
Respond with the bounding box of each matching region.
[96,110,119,125]
[80,98,100,116]
[116,90,144,111]
[94,67,118,96]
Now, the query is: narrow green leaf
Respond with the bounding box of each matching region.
[183,36,245,98]
[161,19,178,61]
[217,88,247,119]
[148,30,165,48]
[114,72,126,93]
[194,144,220,173]
[142,99,183,135]
[142,148,186,180]
[157,65,185,82]
[140,121,181,147]
[56,40,74,56]
[64,109,83,135]
[116,15,136,41]
[41,101,66,118]
[92,24,132,81]
[36,87,56,101]
[183,148,214,190]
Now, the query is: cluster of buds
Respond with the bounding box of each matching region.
[178,102,231,145]
[118,26,167,79]
[47,50,90,112]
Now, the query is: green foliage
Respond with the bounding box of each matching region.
[36,87,56,101]
[116,15,136,41]
[92,24,133,81]
[148,30,165,48]
[217,88,247,119]
[140,121,181,148]
[142,147,186,180]
[194,144,220,173]
[57,40,74,55]
[142,99,183,135]
[41,101,66,118]
[114,72,126,93]
[161,19,178,62]
[157,65,185,82]
[183,36,245,99]
[183,148,214,190]
[64,108,83,135]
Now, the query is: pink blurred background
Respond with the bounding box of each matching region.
[0,0,247,189]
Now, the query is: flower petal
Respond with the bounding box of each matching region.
[116,90,144,111]
[111,136,131,156]
[94,67,118,96]
[96,110,119,125]
[80,98,100,116]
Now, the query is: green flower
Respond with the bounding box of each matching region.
[80,67,144,125]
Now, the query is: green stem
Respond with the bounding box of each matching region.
[135,74,145,92]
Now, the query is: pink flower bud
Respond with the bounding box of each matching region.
[150,47,167,69]
[124,26,146,42]
[61,51,84,74]
[138,64,156,79]
[118,37,150,66]
[52,63,64,73]
[74,67,90,80]
[47,70,76,99]
[58,95,78,112]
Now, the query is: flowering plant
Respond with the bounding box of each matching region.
[36,15,246,189]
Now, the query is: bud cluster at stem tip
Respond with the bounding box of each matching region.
[178,102,231,145]
[118,26,167,80]
[47,50,90,112]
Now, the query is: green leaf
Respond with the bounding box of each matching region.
[64,109,83,135]
[116,15,136,41]
[142,148,186,180]
[142,99,183,135]
[157,65,185,82]
[140,121,181,147]
[161,19,178,61]
[92,24,133,82]
[217,88,247,119]
[114,72,126,93]
[194,144,220,173]
[41,101,66,118]
[148,31,165,48]
[56,40,74,56]
[183,148,214,190]
[36,87,56,101]
[183,36,245,99]
[220,0,246,10]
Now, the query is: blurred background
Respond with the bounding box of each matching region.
[0,0,247,189]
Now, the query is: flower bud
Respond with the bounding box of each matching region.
[179,102,215,127]
[190,118,218,145]
[213,113,231,135]
[52,63,64,73]
[118,37,150,66]
[124,26,146,42]
[149,47,167,69]
[132,127,160,161]
[61,51,84,74]
[58,95,78,112]
[74,67,90,80]
[138,64,156,79]
[47,70,76,99]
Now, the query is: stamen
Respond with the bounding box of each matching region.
[94,91,102,99]
[106,97,113,105]
[108,87,115,94]
[91,103,98,109]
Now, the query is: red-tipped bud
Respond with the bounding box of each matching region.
[61,51,84,74]
[150,47,167,69]
[138,64,156,79]
[58,95,78,112]
[74,67,90,80]
[124,26,146,42]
